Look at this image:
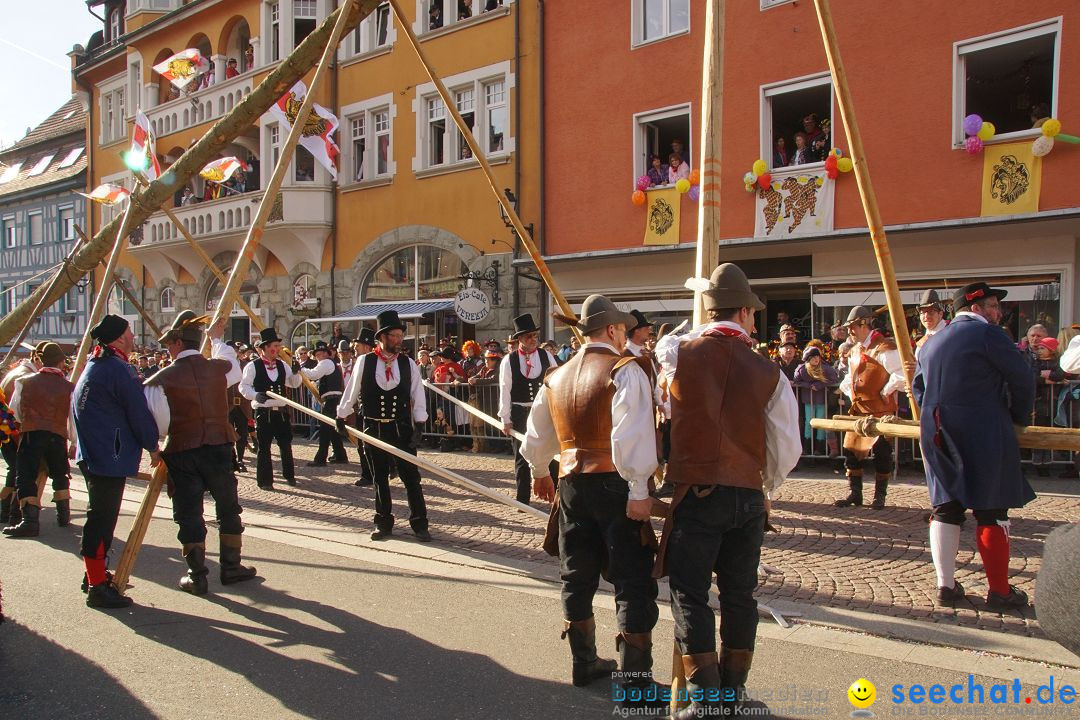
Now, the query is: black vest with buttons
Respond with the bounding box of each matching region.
[318,361,343,395]
[360,353,412,421]
[509,350,550,403]
[252,359,286,394]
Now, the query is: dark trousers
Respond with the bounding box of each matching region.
[164,444,245,544]
[354,420,375,483]
[2,438,18,489]
[932,501,1009,527]
[79,465,126,559]
[844,436,894,474]
[668,485,766,654]
[314,395,347,463]
[229,407,250,463]
[558,473,659,632]
[511,404,558,504]
[255,407,294,487]
[363,421,427,532]
[16,430,70,499]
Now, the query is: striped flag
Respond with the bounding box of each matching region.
[152,48,211,90]
[200,157,248,183]
[132,111,162,181]
[267,81,340,180]
[78,184,131,206]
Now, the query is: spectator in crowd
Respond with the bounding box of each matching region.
[1021,323,1049,354]
[1032,337,1066,477]
[667,153,690,184]
[484,0,504,10]
[225,58,240,79]
[431,349,467,447]
[773,137,790,168]
[793,342,841,455]
[429,2,443,29]
[330,323,348,348]
[647,154,667,187]
[180,187,197,206]
[469,349,505,454]
[541,340,560,361]
[670,138,690,169]
[803,114,829,161]
[201,61,217,90]
[792,132,813,165]
[773,340,800,383]
[461,340,484,378]
[438,337,462,363]
[483,338,502,356]
[557,344,573,364]
[244,45,255,72]
[458,0,472,20]
[431,349,466,385]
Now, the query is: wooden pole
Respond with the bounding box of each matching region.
[422,380,525,442]
[71,226,162,339]
[386,0,583,342]
[811,0,919,421]
[810,415,1080,451]
[692,0,725,327]
[112,466,165,594]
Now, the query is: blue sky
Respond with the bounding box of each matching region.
[0,4,101,148]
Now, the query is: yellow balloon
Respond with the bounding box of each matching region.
[1042,118,1062,138]
[837,157,853,173]
[752,159,767,177]
[675,179,691,194]
[976,122,995,142]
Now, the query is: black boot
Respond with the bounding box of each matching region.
[616,632,665,707]
[834,471,863,507]
[3,501,40,538]
[86,581,133,609]
[0,490,12,524]
[870,473,889,510]
[563,618,617,687]
[55,490,71,527]
[670,652,721,719]
[4,492,22,528]
[719,648,755,712]
[179,543,209,595]
[219,534,258,585]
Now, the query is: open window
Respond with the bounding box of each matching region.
[634,104,692,187]
[294,0,318,47]
[762,74,833,171]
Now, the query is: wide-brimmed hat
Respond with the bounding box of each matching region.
[700,264,765,311]
[355,327,376,347]
[37,342,66,367]
[511,314,541,339]
[312,340,332,356]
[842,306,874,327]
[628,309,651,333]
[375,310,406,337]
[158,309,208,344]
[917,289,944,311]
[952,282,1007,313]
[574,295,637,335]
[257,327,283,347]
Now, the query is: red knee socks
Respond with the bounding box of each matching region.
[84,541,107,586]
[976,523,1011,596]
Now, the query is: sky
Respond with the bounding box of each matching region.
[0,4,102,149]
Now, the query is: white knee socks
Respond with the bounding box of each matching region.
[929,520,962,589]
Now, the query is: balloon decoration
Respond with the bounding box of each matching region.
[687,185,700,202]
[962,114,983,137]
[976,122,996,142]
[756,173,772,190]
[960,114,995,154]
[837,157,853,173]
[631,190,646,206]
[1026,118,1080,158]
[752,159,768,177]
[739,147,852,192]
[1031,136,1054,158]
[635,175,650,192]
[675,178,691,193]
[689,169,700,185]
[964,136,983,155]
[743,171,756,193]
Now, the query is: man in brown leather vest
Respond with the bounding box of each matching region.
[836,305,906,509]
[144,311,256,595]
[521,294,660,696]
[654,264,801,717]
[3,342,75,538]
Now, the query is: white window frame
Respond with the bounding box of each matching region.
[952,18,1061,148]
[26,154,55,177]
[268,1,281,62]
[760,72,834,172]
[160,286,176,313]
[98,75,127,145]
[2,215,16,248]
[127,51,143,120]
[350,2,395,57]
[760,0,795,9]
[59,206,75,242]
[0,162,23,185]
[28,212,44,246]
[61,285,80,315]
[414,0,513,36]
[58,147,84,169]
[342,93,396,186]
[631,0,690,49]
[109,7,123,42]
[631,102,693,184]
[412,61,514,173]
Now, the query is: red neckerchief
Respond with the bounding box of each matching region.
[39,367,65,376]
[702,325,755,347]
[262,356,279,371]
[518,348,534,376]
[90,343,127,360]
[375,347,398,382]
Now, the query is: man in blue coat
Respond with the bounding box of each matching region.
[72,314,161,609]
[912,282,1034,610]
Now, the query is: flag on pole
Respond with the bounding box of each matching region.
[152,49,211,90]
[132,111,162,181]
[78,184,131,206]
[200,157,248,183]
[267,81,340,180]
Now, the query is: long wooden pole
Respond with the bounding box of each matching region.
[71,226,162,339]
[422,380,525,442]
[811,0,919,421]
[811,415,1080,451]
[386,0,583,342]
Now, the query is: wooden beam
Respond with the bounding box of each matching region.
[810,415,1080,451]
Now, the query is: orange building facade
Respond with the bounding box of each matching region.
[542,0,1080,343]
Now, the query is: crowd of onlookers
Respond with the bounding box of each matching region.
[772,113,831,168]
[645,139,692,188]
[429,0,505,30]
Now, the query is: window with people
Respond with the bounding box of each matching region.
[765,78,832,170]
[426,0,508,33]
[420,74,509,171]
[636,108,691,187]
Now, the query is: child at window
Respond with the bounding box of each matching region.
[667,152,690,183]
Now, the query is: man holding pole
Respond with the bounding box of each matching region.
[335,310,430,542]
[239,328,303,490]
[72,314,162,609]
[300,340,349,467]
[521,295,660,694]
[144,311,256,595]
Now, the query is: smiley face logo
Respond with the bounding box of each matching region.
[848,678,876,715]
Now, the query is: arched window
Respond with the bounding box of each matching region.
[205,277,260,315]
[362,244,466,303]
[108,282,135,318]
[160,287,176,313]
[292,274,316,309]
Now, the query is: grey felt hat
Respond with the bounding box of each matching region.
[578,295,637,335]
[702,263,765,311]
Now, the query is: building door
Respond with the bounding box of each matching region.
[229,317,250,345]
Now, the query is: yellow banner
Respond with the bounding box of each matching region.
[981,141,1041,217]
[643,188,681,245]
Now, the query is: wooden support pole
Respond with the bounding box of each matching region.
[71,226,162,339]
[111,466,165,595]
[386,0,583,341]
[811,0,919,421]
[810,415,1080,451]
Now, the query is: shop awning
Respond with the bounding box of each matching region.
[307,300,455,324]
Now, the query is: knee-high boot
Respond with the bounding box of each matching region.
[562,617,617,687]
[670,652,722,719]
[871,473,890,510]
[834,469,863,507]
[179,543,209,595]
[219,534,258,585]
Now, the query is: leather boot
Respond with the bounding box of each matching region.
[562,617,617,687]
[719,648,755,710]
[834,470,863,507]
[0,487,12,524]
[54,489,71,527]
[219,534,258,585]
[670,652,721,719]
[86,581,133,609]
[871,473,889,509]
[179,543,209,595]
[5,491,22,528]
[616,632,664,706]
[3,498,40,538]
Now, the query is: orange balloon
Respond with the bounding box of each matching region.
[632,190,647,206]
[689,169,700,185]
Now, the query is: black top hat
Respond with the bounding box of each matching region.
[312,340,331,356]
[952,282,1008,313]
[376,310,406,337]
[355,327,376,347]
[257,327,283,347]
[917,289,944,311]
[511,314,541,339]
[628,309,651,333]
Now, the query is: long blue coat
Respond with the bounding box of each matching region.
[912,314,1035,510]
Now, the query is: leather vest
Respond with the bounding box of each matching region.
[849,337,898,417]
[251,358,286,395]
[17,371,74,437]
[544,346,627,478]
[509,350,550,404]
[146,354,237,454]
[667,335,779,490]
[360,353,412,421]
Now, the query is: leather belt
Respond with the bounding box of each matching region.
[363,417,396,424]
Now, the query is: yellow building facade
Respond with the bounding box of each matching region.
[73,0,541,348]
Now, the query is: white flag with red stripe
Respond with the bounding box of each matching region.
[267,81,340,180]
[152,48,211,90]
[200,157,247,183]
[78,184,131,206]
[132,111,162,181]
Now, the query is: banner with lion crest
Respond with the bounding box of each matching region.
[981,141,1041,217]
[643,188,681,245]
[754,169,834,239]
[267,81,341,181]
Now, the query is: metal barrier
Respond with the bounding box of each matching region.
[419,381,514,453]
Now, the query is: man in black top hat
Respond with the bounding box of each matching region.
[239,327,303,489]
[300,341,349,467]
[498,313,559,505]
[336,310,431,541]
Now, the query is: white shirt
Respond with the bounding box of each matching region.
[625,339,644,357]
[10,369,77,440]
[839,332,907,400]
[520,342,658,500]
[914,318,947,359]
[498,348,559,424]
[1,359,36,399]
[1062,335,1080,374]
[336,352,428,423]
[238,350,302,409]
[655,321,802,498]
[301,357,341,395]
[145,340,242,440]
